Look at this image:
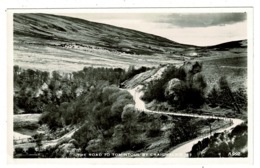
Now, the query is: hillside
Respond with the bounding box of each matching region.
[14,13,190,72]
[13,13,246,72]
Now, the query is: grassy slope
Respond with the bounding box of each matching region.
[201,56,247,91]
[14,13,190,72]
[14,13,247,73]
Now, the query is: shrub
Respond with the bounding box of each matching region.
[207,86,219,107]
[112,130,146,153]
[111,98,133,120]
[27,147,36,154]
[146,119,162,138]
[231,124,247,137]
[121,104,137,123]
[72,124,96,151]
[191,123,248,157]
[14,147,25,154]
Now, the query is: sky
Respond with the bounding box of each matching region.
[58,13,247,46]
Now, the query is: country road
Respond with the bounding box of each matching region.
[42,128,79,148]
[128,85,244,158]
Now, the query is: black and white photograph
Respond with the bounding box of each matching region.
[9,9,252,161]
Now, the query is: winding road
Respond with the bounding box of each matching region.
[41,128,79,148]
[128,85,244,158]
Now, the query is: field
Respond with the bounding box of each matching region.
[14,42,182,72]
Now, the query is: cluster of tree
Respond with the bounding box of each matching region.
[13,65,138,114]
[14,65,165,157]
[13,63,248,157]
[37,80,151,155]
[75,111,167,156]
[14,147,39,158]
[142,62,207,109]
[142,65,187,102]
[169,117,216,147]
[190,123,248,157]
[207,76,247,113]
[38,83,135,131]
[14,65,49,90]
[14,133,44,158]
[70,90,162,155]
[37,107,165,157]
[142,62,247,113]
[70,85,134,147]
[14,65,50,114]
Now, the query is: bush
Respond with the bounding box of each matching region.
[231,124,247,137]
[72,124,96,151]
[146,119,162,138]
[14,147,25,154]
[191,123,248,157]
[27,147,36,154]
[111,98,134,119]
[121,104,136,123]
[169,118,199,146]
[207,86,219,107]
[112,130,146,153]
[233,133,247,150]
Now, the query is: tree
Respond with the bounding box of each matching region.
[14,147,25,155]
[147,118,162,137]
[207,86,219,107]
[219,76,241,113]
[192,73,207,91]
[121,104,137,125]
[52,70,61,81]
[111,98,133,120]
[14,65,20,82]
[27,147,36,155]
[33,133,43,151]
[42,71,50,82]
[218,142,230,157]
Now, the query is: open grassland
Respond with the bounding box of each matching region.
[14,42,182,72]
